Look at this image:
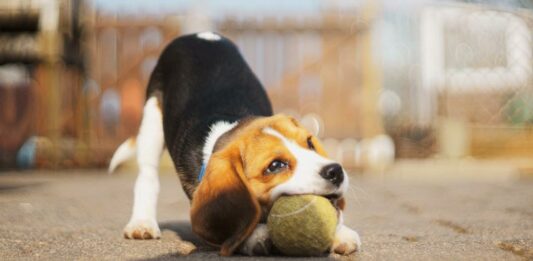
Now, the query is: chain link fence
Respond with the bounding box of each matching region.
[384,3,533,158]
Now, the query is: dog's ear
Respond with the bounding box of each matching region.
[190,144,261,256]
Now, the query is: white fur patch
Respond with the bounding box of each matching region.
[239,224,271,256]
[124,96,165,239]
[197,31,221,41]
[263,128,348,200]
[333,224,362,253]
[202,121,237,166]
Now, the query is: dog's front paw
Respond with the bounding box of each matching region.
[332,225,361,255]
[123,219,161,239]
[239,224,272,256]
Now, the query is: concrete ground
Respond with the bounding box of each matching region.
[1,159,532,260]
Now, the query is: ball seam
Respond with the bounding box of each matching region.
[269,197,318,218]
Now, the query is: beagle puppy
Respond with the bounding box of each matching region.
[109,32,361,256]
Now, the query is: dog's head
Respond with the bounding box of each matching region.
[191,114,348,255]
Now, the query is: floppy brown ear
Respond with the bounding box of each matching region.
[190,146,261,256]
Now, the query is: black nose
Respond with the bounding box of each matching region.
[320,163,344,187]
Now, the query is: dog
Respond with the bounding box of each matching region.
[109,32,361,256]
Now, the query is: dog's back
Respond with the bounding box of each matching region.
[149,33,272,196]
[110,33,272,197]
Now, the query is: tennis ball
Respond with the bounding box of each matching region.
[267,195,338,256]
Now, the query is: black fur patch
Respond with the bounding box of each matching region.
[145,33,273,198]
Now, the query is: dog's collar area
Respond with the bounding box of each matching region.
[200,121,238,182]
[202,121,238,166]
[198,164,207,182]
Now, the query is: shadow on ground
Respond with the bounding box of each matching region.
[139,221,333,260]
[159,220,211,250]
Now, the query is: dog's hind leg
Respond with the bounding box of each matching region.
[123,96,165,239]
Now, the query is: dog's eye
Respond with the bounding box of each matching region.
[265,160,288,175]
[307,136,316,151]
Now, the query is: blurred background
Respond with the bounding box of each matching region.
[0,0,532,174]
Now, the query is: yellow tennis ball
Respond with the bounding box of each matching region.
[267,195,338,256]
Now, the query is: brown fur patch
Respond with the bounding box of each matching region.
[190,144,261,256]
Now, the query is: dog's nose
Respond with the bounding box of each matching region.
[319,163,344,187]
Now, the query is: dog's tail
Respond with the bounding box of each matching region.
[108,137,137,174]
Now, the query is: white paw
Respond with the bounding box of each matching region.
[332,225,361,255]
[123,219,161,240]
[239,224,272,256]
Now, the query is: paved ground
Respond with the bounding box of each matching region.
[1,160,532,260]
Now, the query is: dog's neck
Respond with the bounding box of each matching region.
[202,121,238,167]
